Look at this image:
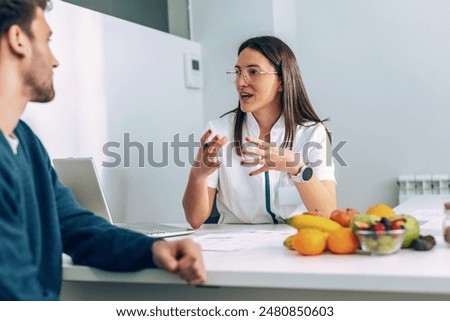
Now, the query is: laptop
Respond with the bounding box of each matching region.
[52,157,194,238]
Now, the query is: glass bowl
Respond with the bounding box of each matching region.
[355,229,405,255]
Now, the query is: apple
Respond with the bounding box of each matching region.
[330,208,360,227]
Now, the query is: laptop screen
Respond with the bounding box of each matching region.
[53,157,113,223]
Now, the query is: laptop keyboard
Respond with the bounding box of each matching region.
[115,223,167,235]
[114,223,193,238]
[124,225,168,235]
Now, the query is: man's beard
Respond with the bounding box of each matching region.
[24,61,55,103]
[31,83,55,103]
[25,75,55,103]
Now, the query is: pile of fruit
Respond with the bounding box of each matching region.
[284,210,359,256]
[284,204,436,256]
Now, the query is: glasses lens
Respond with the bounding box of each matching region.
[243,68,260,84]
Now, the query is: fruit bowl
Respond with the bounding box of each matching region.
[355,229,405,255]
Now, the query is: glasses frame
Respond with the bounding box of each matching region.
[226,67,278,84]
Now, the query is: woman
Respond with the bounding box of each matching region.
[183,36,336,229]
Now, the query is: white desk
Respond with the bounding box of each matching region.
[394,194,450,212]
[62,218,450,300]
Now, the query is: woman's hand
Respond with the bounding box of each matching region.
[191,129,228,179]
[241,137,336,218]
[241,136,304,176]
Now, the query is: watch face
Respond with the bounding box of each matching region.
[302,166,313,181]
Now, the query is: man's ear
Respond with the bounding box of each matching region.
[6,25,31,57]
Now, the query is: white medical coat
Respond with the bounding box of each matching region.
[206,112,336,224]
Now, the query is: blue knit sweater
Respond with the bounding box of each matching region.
[0,121,156,300]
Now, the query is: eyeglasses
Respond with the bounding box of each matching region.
[226,67,278,84]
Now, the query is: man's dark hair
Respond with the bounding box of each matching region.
[0,0,49,38]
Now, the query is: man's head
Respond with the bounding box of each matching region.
[0,0,58,102]
[0,0,48,37]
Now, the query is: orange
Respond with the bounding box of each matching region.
[366,203,395,219]
[293,228,328,256]
[327,228,359,254]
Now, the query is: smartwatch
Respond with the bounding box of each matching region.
[290,165,313,183]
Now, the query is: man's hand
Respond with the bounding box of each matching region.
[152,239,206,285]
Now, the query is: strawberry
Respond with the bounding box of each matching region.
[390,222,401,230]
[389,218,406,230]
[374,223,386,232]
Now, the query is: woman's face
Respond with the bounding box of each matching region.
[235,48,282,116]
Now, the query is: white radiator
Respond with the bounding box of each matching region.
[398,174,450,203]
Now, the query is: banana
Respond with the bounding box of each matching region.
[286,214,342,233]
[283,234,297,251]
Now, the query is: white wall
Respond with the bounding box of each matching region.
[190,0,276,122]
[23,1,203,223]
[190,0,450,213]
[294,0,450,211]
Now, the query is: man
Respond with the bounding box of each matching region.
[0,0,206,300]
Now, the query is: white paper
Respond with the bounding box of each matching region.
[408,209,443,225]
[193,230,292,252]
[407,209,444,235]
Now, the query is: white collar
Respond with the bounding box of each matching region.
[3,132,19,155]
[246,112,285,139]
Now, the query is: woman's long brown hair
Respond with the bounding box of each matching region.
[223,36,330,155]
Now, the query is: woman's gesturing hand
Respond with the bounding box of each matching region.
[192,129,228,178]
[241,136,305,176]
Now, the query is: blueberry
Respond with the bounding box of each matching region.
[380,217,390,231]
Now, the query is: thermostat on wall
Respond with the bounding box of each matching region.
[184,53,203,89]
